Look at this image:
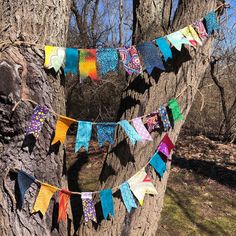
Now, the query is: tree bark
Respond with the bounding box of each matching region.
[0,1,70,236]
[79,0,220,235]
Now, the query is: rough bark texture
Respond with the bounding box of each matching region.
[0,1,70,236]
[79,0,220,235]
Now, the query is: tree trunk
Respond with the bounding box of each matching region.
[0,1,70,236]
[79,0,220,235]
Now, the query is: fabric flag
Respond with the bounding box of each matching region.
[17,171,35,209]
[119,182,137,213]
[137,42,165,74]
[79,49,98,82]
[58,189,71,222]
[155,37,173,62]
[51,115,76,145]
[168,99,184,123]
[97,48,118,75]
[32,183,58,216]
[75,121,92,152]
[44,45,65,72]
[204,11,220,35]
[145,112,160,132]
[159,105,172,131]
[166,31,192,51]
[100,189,114,220]
[150,152,166,178]
[26,105,49,138]
[118,46,142,75]
[64,48,79,76]
[193,20,208,40]
[180,25,202,47]
[118,120,142,145]
[96,123,116,147]
[132,117,153,143]
[81,192,97,223]
[128,168,157,206]
[157,134,175,160]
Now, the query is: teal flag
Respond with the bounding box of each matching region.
[155,37,172,61]
[64,48,79,75]
[150,152,166,178]
[100,189,114,220]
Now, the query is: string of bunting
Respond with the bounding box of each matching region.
[12,133,175,222]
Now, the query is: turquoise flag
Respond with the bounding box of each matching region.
[204,11,220,35]
[150,152,166,178]
[64,48,79,75]
[155,37,172,62]
[96,123,116,147]
[100,189,114,220]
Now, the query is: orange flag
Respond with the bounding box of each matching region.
[32,183,58,216]
[51,115,76,145]
[58,189,71,222]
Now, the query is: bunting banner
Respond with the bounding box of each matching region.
[159,105,172,131]
[81,192,97,223]
[51,115,76,145]
[168,99,184,122]
[193,20,208,40]
[96,122,116,147]
[204,11,220,35]
[180,25,202,47]
[64,48,79,76]
[157,134,175,160]
[100,189,114,220]
[58,189,71,222]
[150,152,166,178]
[155,37,173,62]
[145,112,160,132]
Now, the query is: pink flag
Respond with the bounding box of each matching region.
[132,117,153,143]
[157,134,175,160]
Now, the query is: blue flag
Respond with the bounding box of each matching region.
[155,37,172,62]
[64,48,79,75]
[120,182,137,213]
[96,123,116,147]
[150,152,166,178]
[204,11,220,35]
[100,189,114,220]
[75,121,92,152]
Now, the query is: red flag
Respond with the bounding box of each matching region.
[58,189,71,222]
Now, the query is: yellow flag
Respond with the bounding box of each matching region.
[51,115,76,145]
[32,183,58,216]
[180,25,202,47]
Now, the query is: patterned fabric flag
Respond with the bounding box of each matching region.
[26,105,49,138]
[118,46,142,75]
[17,171,35,209]
[132,117,153,143]
[32,183,58,216]
[180,25,202,47]
[145,112,160,132]
[81,192,97,223]
[128,168,157,206]
[157,134,175,160]
[51,115,76,145]
[96,123,116,147]
[44,46,65,72]
[155,37,173,62]
[193,20,208,40]
[58,189,71,222]
[204,11,220,35]
[100,189,114,220]
[75,121,92,152]
[166,31,192,51]
[150,152,166,178]
[119,182,137,213]
[79,49,98,82]
[64,48,79,76]
[159,105,172,131]
[118,120,142,145]
[137,42,165,74]
[97,48,118,75]
[168,99,184,123]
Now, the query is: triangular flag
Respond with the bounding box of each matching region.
[44,46,65,72]
[100,189,114,220]
[26,105,49,139]
[193,20,208,40]
[32,183,58,216]
[180,25,202,47]
[96,123,116,147]
[97,48,119,75]
[155,37,173,61]
[58,189,71,222]
[127,169,157,206]
[204,11,220,35]
[51,115,76,145]
[81,192,97,223]
[119,182,137,213]
[132,117,153,143]
[159,105,172,131]
[118,120,142,145]
[64,48,79,76]
[137,42,165,74]
[168,99,184,122]
[157,134,175,160]
[75,121,92,152]
[150,152,166,178]
[17,171,35,209]
[166,31,192,51]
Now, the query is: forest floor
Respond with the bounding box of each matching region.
[66,134,236,235]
